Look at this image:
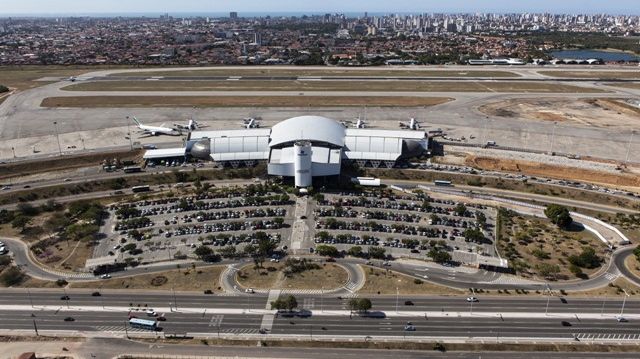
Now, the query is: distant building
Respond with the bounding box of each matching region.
[230,12,238,19]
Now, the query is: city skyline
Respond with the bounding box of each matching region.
[2,0,639,16]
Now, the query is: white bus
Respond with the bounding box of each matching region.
[129,318,158,331]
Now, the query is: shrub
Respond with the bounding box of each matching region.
[0,266,24,286]
[56,279,68,287]
[150,275,168,286]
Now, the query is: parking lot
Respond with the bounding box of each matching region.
[97,185,295,264]
[312,191,497,260]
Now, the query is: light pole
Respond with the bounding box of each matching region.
[625,131,636,163]
[172,286,178,311]
[81,138,85,151]
[620,289,629,318]
[53,121,62,155]
[550,122,557,154]
[320,287,324,313]
[469,288,475,315]
[601,296,607,317]
[545,283,551,316]
[64,287,69,309]
[11,147,15,158]
[127,123,133,151]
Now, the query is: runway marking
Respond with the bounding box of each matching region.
[303,298,315,309]
[227,76,242,81]
[208,314,223,327]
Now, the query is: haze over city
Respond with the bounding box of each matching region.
[2,0,639,15]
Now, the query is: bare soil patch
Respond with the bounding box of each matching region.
[465,155,640,188]
[358,265,464,295]
[0,149,143,181]
[478,97,640,129]
[71,265,224,291]
[41,96,453,108]
[61,80,605,93]
[614,83,640,90]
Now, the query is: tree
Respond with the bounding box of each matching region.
[11,215,31,232]
[0,85,9,93]
[315,245,339,257]
[568,247,601,269]
[634,245,640,261]
[0,266,24,286]
[544,204,572,228]
[347,298,372,313]
[194,245,213,259]
[463,228,486,244]
[476,212,487,229]
[367,247,386,260]
[271,294,298,311]
[428,248,452,264]
[536,263,561,279]
[454,203,467,217]
[17,203,39,216]
[347,246,363,257]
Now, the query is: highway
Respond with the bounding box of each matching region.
[2,305,639,340]
[2,290,638,315]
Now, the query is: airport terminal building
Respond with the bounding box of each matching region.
[145,116,428,187]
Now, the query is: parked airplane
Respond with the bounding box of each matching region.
[129,116,181,136]
[341,118,367,128]
[174,119,201,132]
[399,118,422,130]
[242,117,260,129]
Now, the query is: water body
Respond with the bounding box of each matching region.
[550,49,639,61]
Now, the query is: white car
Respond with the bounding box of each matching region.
[466,297,479,302]
[245,288,255,294]
[100,274,111,279]
[616,316,628,322]
[146,309,157,316]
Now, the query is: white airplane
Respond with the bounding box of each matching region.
[130,116,181,136]
[399,118,422,130]
[174,119,201,132]
[341,118,367,128]
[242,117,260,129]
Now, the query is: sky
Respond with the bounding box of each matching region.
[1,0,638,15]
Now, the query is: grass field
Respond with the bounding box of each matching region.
[235,262,348,290]
[109,68,521,78]
[71,265,224,291]
[540,71,640,79]
[62,80,605,93]
[41,95,453,108]
[358,266,464,295]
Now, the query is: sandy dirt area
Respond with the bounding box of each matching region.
[478,97,640,129]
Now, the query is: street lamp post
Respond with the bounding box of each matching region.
[172,286,178,311]
[320,287,324,313]
[601,297,607,317]
[395,286,399,314]
[620,289,629,317]
[53,121,62,155]
[470,288,475,315]
[545,283,551,316]
[64,287,69,309]
[27,288,34,308]
[11,147,15,158]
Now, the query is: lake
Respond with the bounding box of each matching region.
[550,49,639,62]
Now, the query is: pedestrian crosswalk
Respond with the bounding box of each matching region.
[94,325,146,333]
[604,272,619,281]
[576,333,640,341]
[221,328,260,335]
[343,281,359,293]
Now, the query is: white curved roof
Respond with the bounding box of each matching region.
[269,116,346,148]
